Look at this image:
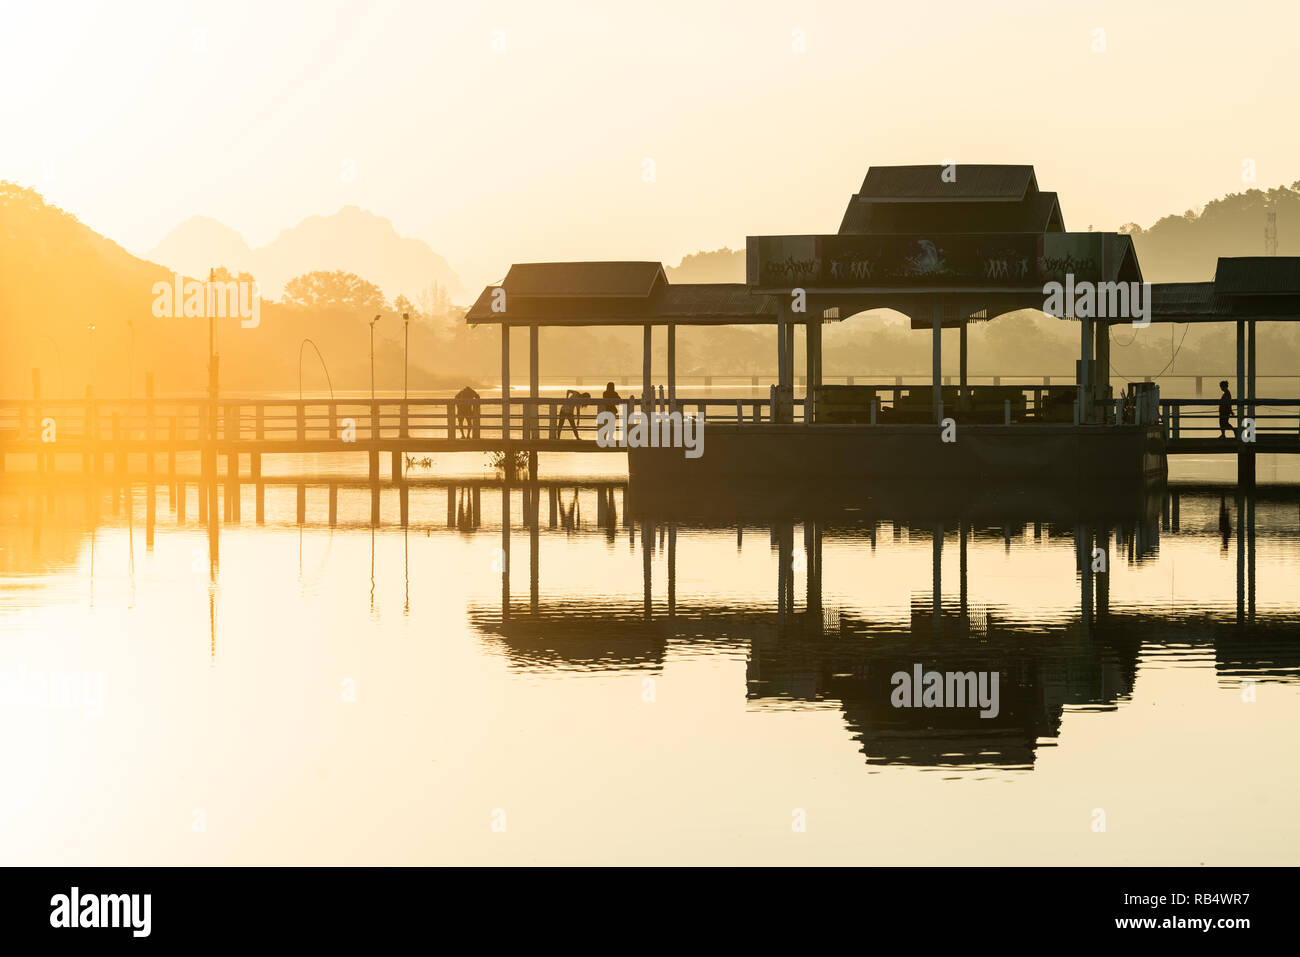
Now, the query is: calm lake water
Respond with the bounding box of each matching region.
[3,451,1299,865]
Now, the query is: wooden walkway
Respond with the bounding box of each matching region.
[1160,398,1300,453]
[5,392,1300,482]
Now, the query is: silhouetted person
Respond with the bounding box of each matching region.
[455,386,480,438]
[600,381,621,417]
[1218,380,1237,439]
[555,389,589,439]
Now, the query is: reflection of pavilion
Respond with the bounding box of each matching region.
[7,475,1297,755]
[465,481,1300,770]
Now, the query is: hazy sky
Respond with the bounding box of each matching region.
[3,0,1298,293]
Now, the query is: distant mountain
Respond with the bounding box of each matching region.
[9,178,1300,399]
[2,182,177,396]
[148,206,465,304]
[149,215,254,279]
[0,184,471,396]
[1122,182,1300,282]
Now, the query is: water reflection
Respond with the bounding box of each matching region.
[3,470,1298,778]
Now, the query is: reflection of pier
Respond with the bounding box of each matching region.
[6,475,1297,769]
[459,483,1300,770]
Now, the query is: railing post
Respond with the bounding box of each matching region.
[87,386,100,474]
[112,411,122,478]
[297,402,306,442]
[145,372,155,478]
[328,403,337,440]
[225,406,239,519]
[1004,399,1010,425]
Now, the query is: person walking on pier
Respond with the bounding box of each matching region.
[1218,380,1238,440]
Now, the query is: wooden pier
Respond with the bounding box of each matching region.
[5,388,1300,486]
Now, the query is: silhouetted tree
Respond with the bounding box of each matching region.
[283,270,388,313]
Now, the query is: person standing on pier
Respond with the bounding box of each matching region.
[1218,380,1238,439]
[600,382,621,416]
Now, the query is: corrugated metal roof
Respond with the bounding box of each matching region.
[838,191,1065,235]
[1149,278,1300,320]
[1151,282,1218,315]
[1213,257,1300,295]
[856,165,1037,202]
[465,282,779,325]
[499,261,666,298]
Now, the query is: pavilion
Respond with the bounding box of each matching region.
[466,164,1300,484]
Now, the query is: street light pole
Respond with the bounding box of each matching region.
[87,322,96,394]
[403,312,410,400]
[207,268,220,526]
[370,314,382,402]
[128,319,135,399]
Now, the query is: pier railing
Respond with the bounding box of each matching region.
[0,395,808,447]
[1159,398,1300,442]
[9,392,1300,450]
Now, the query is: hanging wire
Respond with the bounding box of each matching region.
[1108,322,1191,381]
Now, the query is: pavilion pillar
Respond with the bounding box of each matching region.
[814,316,822,419]
[642,324,652,414]
[1236,320,1245,431]
[776,312,787,382]
[1248,320,1257,421]
[785,323,795,389]
[529,325,539,431]
[667,323,677,413]
[1079,314,1094,424]
[1095,319,1111,421]
[501,324,512,479]
[931,302,943,423]
[805,317,821,423]
[528,324,539,476]
[776,307,791,422]
[1245,319,1257,486]
[959,316,968,390]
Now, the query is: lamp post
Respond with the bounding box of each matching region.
[207,268,220,523]
[87,322,96,393]
[403,312,410,400]
[370,314,382,402]
[127,318,135,399]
